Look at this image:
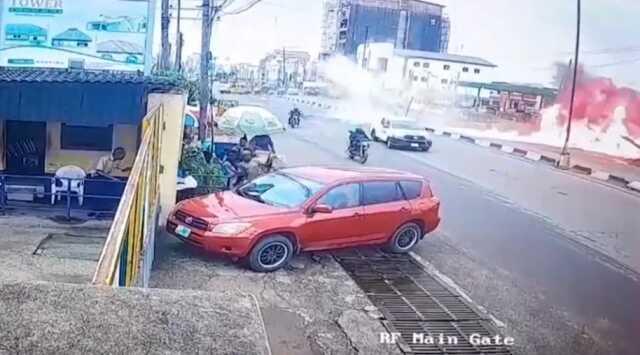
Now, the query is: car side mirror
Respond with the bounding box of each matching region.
[311,204,333,214]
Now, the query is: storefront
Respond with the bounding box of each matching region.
[0,68,179,212]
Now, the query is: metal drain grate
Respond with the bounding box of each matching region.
[334,248,513,355]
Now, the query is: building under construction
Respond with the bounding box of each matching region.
[320,0,450,58]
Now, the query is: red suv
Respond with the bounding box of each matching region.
[167,166,440,272]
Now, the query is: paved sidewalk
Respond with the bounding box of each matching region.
[152,231,401,355]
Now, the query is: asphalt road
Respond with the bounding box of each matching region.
[240,94,640,355]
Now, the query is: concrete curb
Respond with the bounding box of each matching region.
[286,96,640,195]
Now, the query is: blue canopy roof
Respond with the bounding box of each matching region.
[0,69,180,126]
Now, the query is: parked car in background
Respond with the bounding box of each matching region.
[218,83,232,94]
[370,117,433,151]
[286,88,300,96]
[167,166,441,272]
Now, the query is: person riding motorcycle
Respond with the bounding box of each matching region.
[349,128,369,152]
[289,107,302,127]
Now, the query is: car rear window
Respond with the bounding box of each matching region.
[363,181,403,205]
[400,180,423,200]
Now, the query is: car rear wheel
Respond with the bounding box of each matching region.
[248,235,293,272]
[386,138,394,149]
[385,222,421,253]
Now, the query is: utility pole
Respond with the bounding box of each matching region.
[199,0,215,139]
[174,0,183,72]
[160,0,171,71]
[282,47,286,89]
[362,26,369,69]
[559,0,581,169]
[198,0,265,138]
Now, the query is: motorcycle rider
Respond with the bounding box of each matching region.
[349,128,369,153]
[289,106,302,126]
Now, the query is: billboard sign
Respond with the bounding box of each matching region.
[0,0,153,72]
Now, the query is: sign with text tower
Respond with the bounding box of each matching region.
[0,0,155,72]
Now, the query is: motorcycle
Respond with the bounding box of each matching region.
[288,111,301,128]
[348,138,370,164]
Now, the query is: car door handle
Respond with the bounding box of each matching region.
[400,207,410,212]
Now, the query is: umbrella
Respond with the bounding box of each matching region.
[184,113,199,128]
[217,105,285,137]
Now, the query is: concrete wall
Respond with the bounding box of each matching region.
[0,282,269,354]
[45,122,138,176]
[361,43,495,92]
[147,93,185,224]
[406,58,494,86]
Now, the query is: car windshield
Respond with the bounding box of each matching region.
[392,121,422,130]
[236,172,325,208]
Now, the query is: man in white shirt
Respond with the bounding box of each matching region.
[94,147,130,178]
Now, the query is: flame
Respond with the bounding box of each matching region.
[317,55,640,159]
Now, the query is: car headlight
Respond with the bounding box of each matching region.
[211,222,252,236]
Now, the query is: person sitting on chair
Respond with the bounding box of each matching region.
[93,147,131,178]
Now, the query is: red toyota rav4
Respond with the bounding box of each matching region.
[167,166,440,272]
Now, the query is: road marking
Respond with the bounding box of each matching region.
[591,171,611,181]
[500,146,515,153]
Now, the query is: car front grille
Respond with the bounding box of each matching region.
[174,210,209,230]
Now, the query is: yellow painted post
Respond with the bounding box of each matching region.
[93,105,167,287]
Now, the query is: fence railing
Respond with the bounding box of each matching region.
[0,174,126,220]
[92,105,163,287]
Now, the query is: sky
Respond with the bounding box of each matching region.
[171,0,640,88]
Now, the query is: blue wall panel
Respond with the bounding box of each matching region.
[407,13,442,52]
[343,4,443,57]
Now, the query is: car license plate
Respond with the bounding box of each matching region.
[411,143,420,148]
[175,225,191,238]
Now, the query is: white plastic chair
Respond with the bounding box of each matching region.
[51,165,86,206]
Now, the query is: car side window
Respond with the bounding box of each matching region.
[399,180,423,200]
[317,183,361,210]
[363,181,403,205]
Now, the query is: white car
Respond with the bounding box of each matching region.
[287,88,300,96]
[370,117,433,151]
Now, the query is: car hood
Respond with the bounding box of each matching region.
[178,191,288,222]
[389,128,429,137]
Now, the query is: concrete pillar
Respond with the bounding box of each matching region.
[147,93,186,224]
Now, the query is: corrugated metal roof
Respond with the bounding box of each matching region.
[395,49,497,67]
[0,68,180,86]
[53,28,92,42]
[459,81,558,97]
[5,24,47,36]
[97,40,144,54]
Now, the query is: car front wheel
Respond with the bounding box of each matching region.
[247,235,293,272]
[384,222,421,253]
